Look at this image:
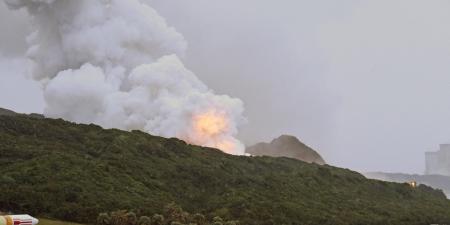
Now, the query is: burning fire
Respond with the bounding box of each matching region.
[193,110,229,137]
[215,139,236,154]
[184,109,241,154]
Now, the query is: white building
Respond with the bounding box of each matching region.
[425,144,450,176]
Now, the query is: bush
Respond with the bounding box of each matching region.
[151,214,164,225]
[97,204,237,225]
[97,213,111,225]
[137,216,151,225]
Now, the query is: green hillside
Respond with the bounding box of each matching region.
[38,218,84,225]
[1,112,450,225]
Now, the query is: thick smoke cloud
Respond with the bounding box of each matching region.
[5,0,450,173]
[147,0,450,174]
[4,0,245,154]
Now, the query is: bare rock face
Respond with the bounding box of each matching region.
[246,135,326,165]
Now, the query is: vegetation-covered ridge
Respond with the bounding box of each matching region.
[365,172,450,197]
[1,111,450,225]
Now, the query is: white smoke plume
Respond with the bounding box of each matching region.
[4,0,245,154]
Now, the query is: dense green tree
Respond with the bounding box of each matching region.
[151,214,164,225]
[192,213,206,225]
[212,216,223,225]
[2,113,450,225]
[110,211,128,225]
[98,206,237,225]
[97,213,111,225]
[138,216,151,225]
[164,203,187,224]
[224,221,238,225]
[126,212,137,225]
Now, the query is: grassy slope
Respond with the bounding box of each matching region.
[38,218,83,225]
[1,114,450,225]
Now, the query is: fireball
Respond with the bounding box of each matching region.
[193,110,228,138]
[215,139,237,154]
[185,109,242,154]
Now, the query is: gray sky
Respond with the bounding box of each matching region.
[0,4,42,113]
[2,0,450,174]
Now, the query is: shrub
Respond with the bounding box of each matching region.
[151,214,164,225]
[97,213,111,225]
[137,216,151,225]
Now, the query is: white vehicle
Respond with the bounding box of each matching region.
[0,215,39,225]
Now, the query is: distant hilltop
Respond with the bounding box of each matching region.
[0,108,18,116]
[246,135,326,165]
[365,143,450,198]
[365,172,450,197]
[0,107,44,119]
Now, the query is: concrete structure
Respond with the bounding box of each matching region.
[425,144,450,176]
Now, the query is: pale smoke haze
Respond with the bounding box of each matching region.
[0,55,43,113]
[148,0,450,173]
[2,1,450,173]
[3,0,246,154]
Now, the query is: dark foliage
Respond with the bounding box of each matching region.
[97,204,235,225]
[0,114,450,225]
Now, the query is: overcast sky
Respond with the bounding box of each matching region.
[2,0,450,174]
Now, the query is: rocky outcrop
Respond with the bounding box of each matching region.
[246,135,326,165]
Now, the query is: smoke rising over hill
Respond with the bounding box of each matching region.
[4,1,450,173]
[4,0,245,154]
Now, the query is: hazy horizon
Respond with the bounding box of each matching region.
[2,0,450,174]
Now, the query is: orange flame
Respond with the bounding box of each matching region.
[215,139,236,154]
[193,110,228,138]
[184,109,239,154]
